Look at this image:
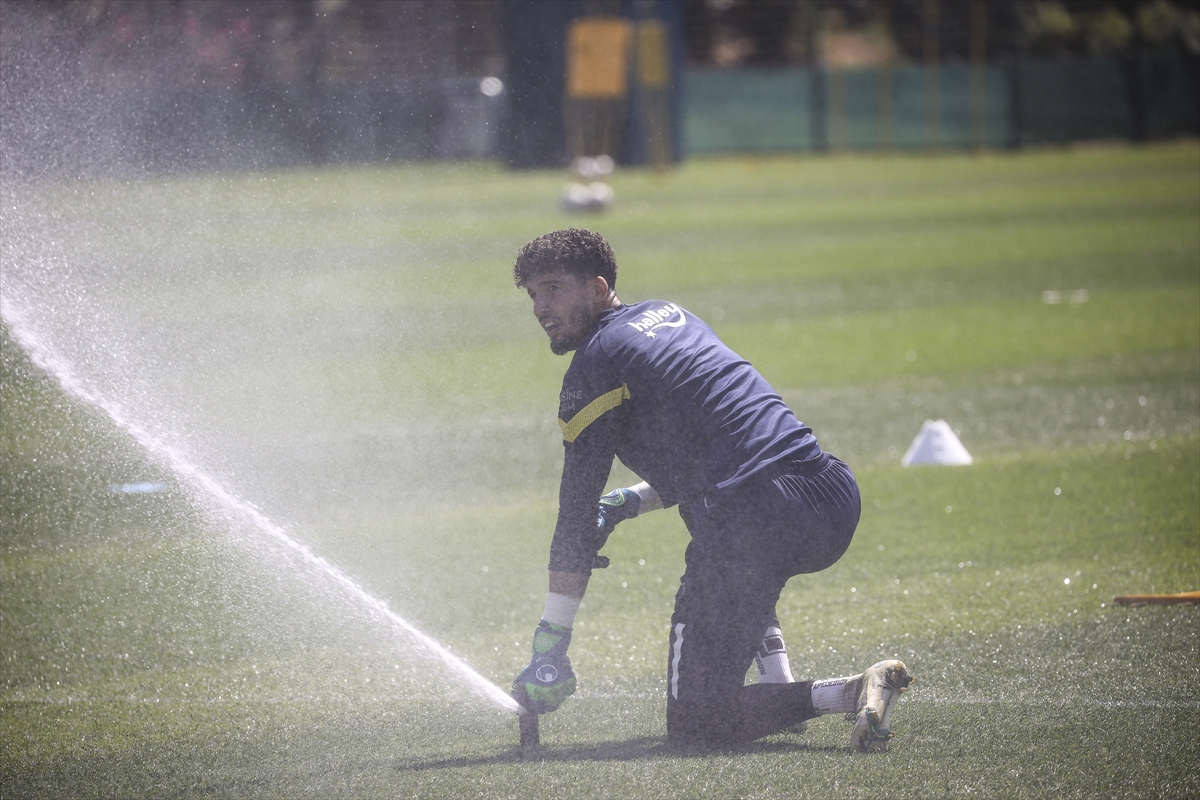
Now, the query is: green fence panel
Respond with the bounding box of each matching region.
[683,54,1196,156]
[683,68,813,153]
[685,64,1011,154]
[1141,50,1200,139]
[937,64,1011,149]
[888,63,1014,150]
[1015,59,1129,144]
[833,68,881,149]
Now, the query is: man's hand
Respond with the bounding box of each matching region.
[592,488,643,569]
[597,487,641,536]
[513,621,577,713]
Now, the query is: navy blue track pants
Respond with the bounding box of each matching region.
[666,452,860,747]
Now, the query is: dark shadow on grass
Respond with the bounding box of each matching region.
[401,735,842,771]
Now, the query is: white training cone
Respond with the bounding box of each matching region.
[901,419,973,466]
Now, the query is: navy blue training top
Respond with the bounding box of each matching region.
[549,300,820,574]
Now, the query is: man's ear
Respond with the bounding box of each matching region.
[591,275,611,302]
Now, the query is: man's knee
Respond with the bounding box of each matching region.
[666,695,738,748]
[667,683,815,747]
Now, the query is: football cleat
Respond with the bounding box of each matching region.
[850,660,914,753]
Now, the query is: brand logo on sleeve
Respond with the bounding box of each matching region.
[626,303,686,338]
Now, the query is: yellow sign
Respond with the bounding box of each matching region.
[637,20,670,89]
[567,18,632,99]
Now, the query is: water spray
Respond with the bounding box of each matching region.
[2,299,524,720]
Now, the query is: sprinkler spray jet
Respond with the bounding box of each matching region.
[1,298,524,719]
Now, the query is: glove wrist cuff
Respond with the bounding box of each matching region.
[542,592,581,629]
[620,487,643,517]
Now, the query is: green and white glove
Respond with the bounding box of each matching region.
[591,487,642,570]
[593,488,641,569]
[597,487,641,536]
[513,620,577,713]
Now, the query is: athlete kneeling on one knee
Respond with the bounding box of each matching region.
[510,228,913,751]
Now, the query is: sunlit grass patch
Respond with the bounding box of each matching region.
[726,286,1199,388]
[2,142,1198,797]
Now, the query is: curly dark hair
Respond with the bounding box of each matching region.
[513,228,618,291]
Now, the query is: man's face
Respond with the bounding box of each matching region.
[525,270,601,355]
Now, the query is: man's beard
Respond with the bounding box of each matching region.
[548,305,594,355]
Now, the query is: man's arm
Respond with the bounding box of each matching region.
[549,569,590,599]
[594,480,665,548]
[515,350,624,711]
[626,481,664,513]
[511,568,591,715]
[512,418,611,713]
[542,483,663,618]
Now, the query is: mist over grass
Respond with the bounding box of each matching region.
[2,143,1197,797]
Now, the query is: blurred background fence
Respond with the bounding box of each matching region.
[1,0,1197,180]
[685,50,1199,153]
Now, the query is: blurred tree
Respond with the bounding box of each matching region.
[1020,1,1082,57]
[1137,0,1200,50]
[1084,5,1134,55]
[683,0,805,66]
[679,0,1198,65]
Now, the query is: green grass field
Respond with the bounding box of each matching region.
[2,142,1198,798]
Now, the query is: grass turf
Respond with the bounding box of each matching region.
[2,142,1198,797]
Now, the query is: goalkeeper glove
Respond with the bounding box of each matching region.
[592,487,642,569]
[597,487,641,536]
[513,620,576,713]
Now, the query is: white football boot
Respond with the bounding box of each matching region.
[850,660,914,753]
[754,621,808,734]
